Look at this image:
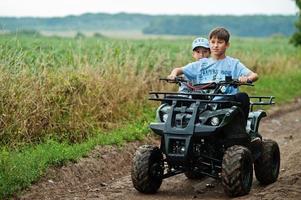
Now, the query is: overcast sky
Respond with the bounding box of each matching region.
[0,0,298,17]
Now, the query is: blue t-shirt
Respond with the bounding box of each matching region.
[182,56,251,94]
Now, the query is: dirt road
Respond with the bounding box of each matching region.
[20,100,301,200]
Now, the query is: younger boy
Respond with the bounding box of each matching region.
[191,37,210,61]
[179,37,210,92]
[168,27,258,122]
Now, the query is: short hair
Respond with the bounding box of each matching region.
[209,27,230,43]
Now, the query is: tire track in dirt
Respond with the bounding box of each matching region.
[19,100,301,200]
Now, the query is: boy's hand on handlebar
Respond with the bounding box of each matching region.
[238,76,251,84]
[168,67,184,80]
[167,75,176,80]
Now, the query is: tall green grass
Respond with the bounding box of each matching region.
[0,35,184,147]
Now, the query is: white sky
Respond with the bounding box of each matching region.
[0,0,298,17]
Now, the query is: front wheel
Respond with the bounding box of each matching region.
[254,139,280,185]
[222,145,253,197]
[131,145,164,194]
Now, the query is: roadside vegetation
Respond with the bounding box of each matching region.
[0,33,301,198]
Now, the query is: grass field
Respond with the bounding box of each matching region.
[0,33,301,198]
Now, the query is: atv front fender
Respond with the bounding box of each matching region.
[247,110,267,136]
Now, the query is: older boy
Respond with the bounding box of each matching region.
[168,27,258,121]
[179,37,210,92]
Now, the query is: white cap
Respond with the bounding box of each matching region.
[192,37,210,50]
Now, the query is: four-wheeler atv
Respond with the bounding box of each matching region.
[131,77,280,197]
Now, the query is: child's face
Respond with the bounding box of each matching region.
[209,36,229,57]
[192,47,210,60]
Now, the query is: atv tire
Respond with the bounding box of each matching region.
[222,145,253,197]
[254,139,280,185]
[131,145,163,194]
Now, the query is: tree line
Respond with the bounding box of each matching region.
[0,13,297,37]
[143,15,297,37]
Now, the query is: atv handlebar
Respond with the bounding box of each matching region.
[159,77,187,83]
[160,76,253,92]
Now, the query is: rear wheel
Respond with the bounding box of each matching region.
[131,145,164,194]
[254,139,280,184]
[222,145,253,197]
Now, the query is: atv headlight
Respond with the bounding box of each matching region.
[162,114,168,122]
[210,117,220,126]
[156,104,171,122]
[180,146,186,154]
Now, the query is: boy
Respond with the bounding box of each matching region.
[168,27,258,122]
[191,37,210,61]
[179,37,210,92]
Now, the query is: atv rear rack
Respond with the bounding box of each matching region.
[149,91,241,105]
[249,96,275,111]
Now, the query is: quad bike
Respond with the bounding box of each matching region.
[131,77,280,197]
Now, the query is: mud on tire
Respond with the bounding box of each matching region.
[131,145,163,194]
[254,139,280,185]
[222,145,253,197]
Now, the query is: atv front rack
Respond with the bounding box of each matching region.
[249,96,275,111]
[149,91,241,105]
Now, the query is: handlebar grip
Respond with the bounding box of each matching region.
[247,79,253,84]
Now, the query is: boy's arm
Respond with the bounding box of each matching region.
[239,71,259,83]
[167,67,184,79]
[235,60,258,83]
